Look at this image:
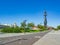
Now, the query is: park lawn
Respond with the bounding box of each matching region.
[25,30,40,32]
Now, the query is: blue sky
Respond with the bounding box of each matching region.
[0,0,60,27]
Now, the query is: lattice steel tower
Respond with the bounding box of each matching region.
[44,10,47,28]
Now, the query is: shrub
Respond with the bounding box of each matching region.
[57,25,60,29]
[1,27,13,33]
[54,28,58,31]
[1,27,40,33]
[1,27,22,33]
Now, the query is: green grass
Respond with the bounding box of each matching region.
[25,30,40,32]
[1,29,40,33]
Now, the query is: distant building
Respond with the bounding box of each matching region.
[31,26,40,30]
[13,23,17,28]
[0,24,10,29]
[3,24,11,26]
[47,26,54,30]
[0,23,18,29]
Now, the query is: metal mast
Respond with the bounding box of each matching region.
[44,10,47,28]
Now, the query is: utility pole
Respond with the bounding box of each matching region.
[23,20,27,34]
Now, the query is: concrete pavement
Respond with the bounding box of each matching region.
[33,30,60,45]
[0,32,39,38]
[0,31,50,45]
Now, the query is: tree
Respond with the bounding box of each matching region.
[57,25,60,29]
[20,20,27,33]
[27,23,35,28]
[37,24,46,30]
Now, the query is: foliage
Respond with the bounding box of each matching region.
[1,27,22,33]
[57,25,60,29]
[20,20,27,33]
[1,27,40,33]
[20,20,26,28]
[29,30,40,32]
[27,23,35,28]
[54,28,58,31]
[37,24,46,30]
[1,21,47,33]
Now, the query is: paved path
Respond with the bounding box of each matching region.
[33,30,60,45]
[0,31,50,45]
[0,33,36,38]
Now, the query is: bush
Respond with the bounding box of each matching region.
[1,27,13,33]
[25,28,30,32]
[1,27,40,33]
[1,27,23,33]
[54,28,59,31]
[57,25,60,29]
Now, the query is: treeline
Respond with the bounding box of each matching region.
[1,20,47,33]
[54,25,60,30]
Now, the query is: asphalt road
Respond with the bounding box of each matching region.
[0,31,51,45]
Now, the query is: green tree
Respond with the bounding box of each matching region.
[37,24,46,30]
[57,25,60,29]
[27,23,35,28]
[37,24,43,29]
[20,20,27,33]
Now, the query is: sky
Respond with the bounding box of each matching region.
[0,0,60,27]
